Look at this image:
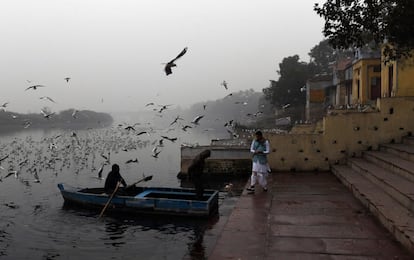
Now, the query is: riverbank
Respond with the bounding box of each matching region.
[207,171,412,259]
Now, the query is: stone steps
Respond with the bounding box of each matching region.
[349,158,414,212]
[380,143,414,163]
[363,150,414,183]
[332,165,414,254]
[403,136,414,145]
[331,135,414,254]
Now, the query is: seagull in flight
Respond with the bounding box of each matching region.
[161,136,178,142]
[191,115,204,125]
[94,163,106,180]
[72,109,78,119]
[136,131,150,136]
[164,47,188,75]
[40,109,54,119]
[0,155,9,163]
[182,125,192,131]
[151,147,161,158]
[39,96,56,103]
[282,103,290,110]
[64,77,71,82]
[126,158,139,164]
[1,102,9,108]
[145,102,155,107]
[23,120,32,128]
[221,80,228,90]
[158,104,173,113]
[100,152,110,164]
[124,125,136,131]
[169,115,184,126]
[25,85,46,91]
[4,170,19,179]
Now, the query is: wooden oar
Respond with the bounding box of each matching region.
[125,175,153,190]
[99,181,121,218]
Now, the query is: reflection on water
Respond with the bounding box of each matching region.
[104,221,128,247]
[0,127,247,259]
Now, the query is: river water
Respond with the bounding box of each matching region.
[0,126,248,260]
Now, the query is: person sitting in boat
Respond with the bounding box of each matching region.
[187,149,211,200]
[104,164,127,194]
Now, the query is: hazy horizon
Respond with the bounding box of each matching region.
[1,0,325,114]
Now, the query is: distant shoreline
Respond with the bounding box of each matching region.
[0,109,113,133]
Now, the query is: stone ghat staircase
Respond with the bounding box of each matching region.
[332,136,414,254]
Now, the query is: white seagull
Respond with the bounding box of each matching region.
[39,96,56,103]
[25,85,46,91]
[191,115,204,125]
[40,109,54,119]
[221,80,228,90]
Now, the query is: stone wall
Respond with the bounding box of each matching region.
[267,97,414,171]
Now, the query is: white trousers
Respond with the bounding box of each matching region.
[250,171,268,188]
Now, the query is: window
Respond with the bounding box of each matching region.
[373,65,381,72]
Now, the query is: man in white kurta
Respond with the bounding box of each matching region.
[247,131,270,193]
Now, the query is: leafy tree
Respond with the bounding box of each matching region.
[314,0,414,61]
[264,55,312,108]
[309,39,354,73]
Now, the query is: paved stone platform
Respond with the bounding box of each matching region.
[208,172,412,259]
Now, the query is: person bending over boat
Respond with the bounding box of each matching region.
[188,149,211,200]
[104,164,127,194]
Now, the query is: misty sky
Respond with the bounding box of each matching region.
[0,0,325,114]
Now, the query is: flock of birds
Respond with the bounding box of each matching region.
[0,47,266,197]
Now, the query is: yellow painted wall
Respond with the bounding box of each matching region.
[352,59,381,104]
[381,49,414,98]
[266,97,414,171]
[396,57,414,97]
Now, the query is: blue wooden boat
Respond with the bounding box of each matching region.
[57,183,219,217]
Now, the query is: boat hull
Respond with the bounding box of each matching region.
[58,183,219,217]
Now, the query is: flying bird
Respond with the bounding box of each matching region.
[161,136,178,142]
[158,104,173,113]
[0,155,9,163]
[126,158,139,164]
[169,115,184,126]
[224,120,234,127]
[72,109,78,119]
[100,152,110,164]
[39,96,56,103]
[247,111,263,117]
[191,115,204,125]
[152,147,161,158]
[182,125,192,131]
[33,169,40,183]
[145,102,155,107]
[25,85,46,91]
[64,77,71,82]
[203,104,207,110]
[124,126,136,131]
[221,80,228,90]
[1,102,9,108]
[23,120,31,128]
[4,170,18,179]
[96,164,105,179]
[136,131,149,136]
[164,47,188,75]
[40,109,54,119]
[282,103,291,110]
